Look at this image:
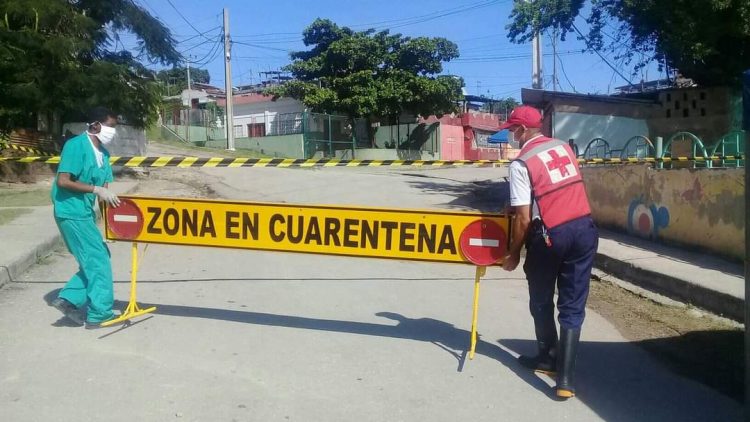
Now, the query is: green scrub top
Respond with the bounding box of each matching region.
[51,132,113,220]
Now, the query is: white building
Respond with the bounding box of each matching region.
[219,92,305,139]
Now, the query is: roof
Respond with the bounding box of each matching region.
[217,92,278,107]
[521,88,658,107]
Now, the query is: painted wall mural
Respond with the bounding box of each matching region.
[627,196,670,238]
[582,166,744,261]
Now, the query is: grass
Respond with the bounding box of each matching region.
[0,208,30,225]
[0,188,51,207]
[147,126,269,159]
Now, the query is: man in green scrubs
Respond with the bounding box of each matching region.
[50,107,122,329]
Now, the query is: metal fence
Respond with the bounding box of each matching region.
[578,131,745,168]
[304,113,357,159]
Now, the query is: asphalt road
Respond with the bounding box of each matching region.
[0,151,741,422]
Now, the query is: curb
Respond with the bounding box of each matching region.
[595,253,743,322]
[0,233,62,290]
[0,181,140,290]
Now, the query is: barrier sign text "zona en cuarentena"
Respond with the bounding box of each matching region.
[105,196,510,265]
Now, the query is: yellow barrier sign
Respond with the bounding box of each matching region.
[105,196,510,265]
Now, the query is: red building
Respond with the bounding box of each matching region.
[421,111,516,160]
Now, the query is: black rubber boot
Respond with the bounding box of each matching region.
[518,317,558,375]
[556,328,581,399]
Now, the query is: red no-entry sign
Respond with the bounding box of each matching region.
[106,198,144,240]
[459,219,507,266]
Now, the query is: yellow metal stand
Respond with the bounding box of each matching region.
[469,265,486,360]
[101,242,156,327]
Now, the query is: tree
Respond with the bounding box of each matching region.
[268,19,464,121]
[506,0,750,87]
[156,67,211,96]
[0,0,181,132]
[481,97,519,116]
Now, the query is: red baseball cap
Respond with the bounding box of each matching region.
[498,105,542,130]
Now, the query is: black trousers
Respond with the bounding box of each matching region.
[523,216,599,330]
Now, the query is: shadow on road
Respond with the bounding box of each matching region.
[405,177,508,212]
[42,288,741,420]
[126,298,741,419]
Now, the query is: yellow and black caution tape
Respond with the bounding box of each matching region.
[581,155,745,165]
[0,155,744,168]
[0,142,58,157]
[0,156,512,167]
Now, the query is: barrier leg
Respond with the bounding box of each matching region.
[469,265,486,360]
[101,242,157,326]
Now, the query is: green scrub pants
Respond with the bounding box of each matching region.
[56,217,115,323]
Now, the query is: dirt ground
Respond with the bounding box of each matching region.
[587,274,743,402]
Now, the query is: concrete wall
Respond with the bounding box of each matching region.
[206,134,304,158]
[649,87,735,143]
[165,124,225,143]
[583,166,744,261]
[553,112,649,152]
[348,148,438,160]
[62,123,146,156]
[439,124,465,160]
[372,121,439,152]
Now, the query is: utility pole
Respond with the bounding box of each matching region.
[532,32,542,89]
[528,0,542,90]
[552,32,558,91]
[223,7,235,150]
[186,57,191,143]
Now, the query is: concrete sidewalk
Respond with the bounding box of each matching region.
[0,181,744,322]
[595,228,744,322]
[0,180,138,289]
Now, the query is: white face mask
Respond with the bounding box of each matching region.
[96,124,117,145]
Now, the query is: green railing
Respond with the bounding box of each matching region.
[577,131,744,169]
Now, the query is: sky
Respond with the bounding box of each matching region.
[126,0,664,100]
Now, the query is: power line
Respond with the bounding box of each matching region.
[230,0,507,41]
[166,0,214,42]
[175,26,222,44]
[571,23,634,88]
[454,50,581,63]
[557,53,577,93]
[188,33,224,66]
[348,0,505,30]
[179,31,223,54]
[233,41,292,53]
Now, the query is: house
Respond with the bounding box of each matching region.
[217,92,305,139]
[521,88,656,155]
[162,83,225,128]
[421,111,510,161]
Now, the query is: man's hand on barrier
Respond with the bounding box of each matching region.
[93,186,121,208]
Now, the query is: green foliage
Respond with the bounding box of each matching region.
[156,67,211,95]
[269,19,463,119]
[481,97,519,114]
[507,0,750,86]
[0,0,181,131]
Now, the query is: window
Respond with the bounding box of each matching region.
[248,123,265,137]
[233,125,244,138]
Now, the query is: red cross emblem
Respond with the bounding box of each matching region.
[546,149,572,177]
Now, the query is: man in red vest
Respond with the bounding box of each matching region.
[500,105,599,399]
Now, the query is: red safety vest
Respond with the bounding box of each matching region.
[515,136,591,229]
